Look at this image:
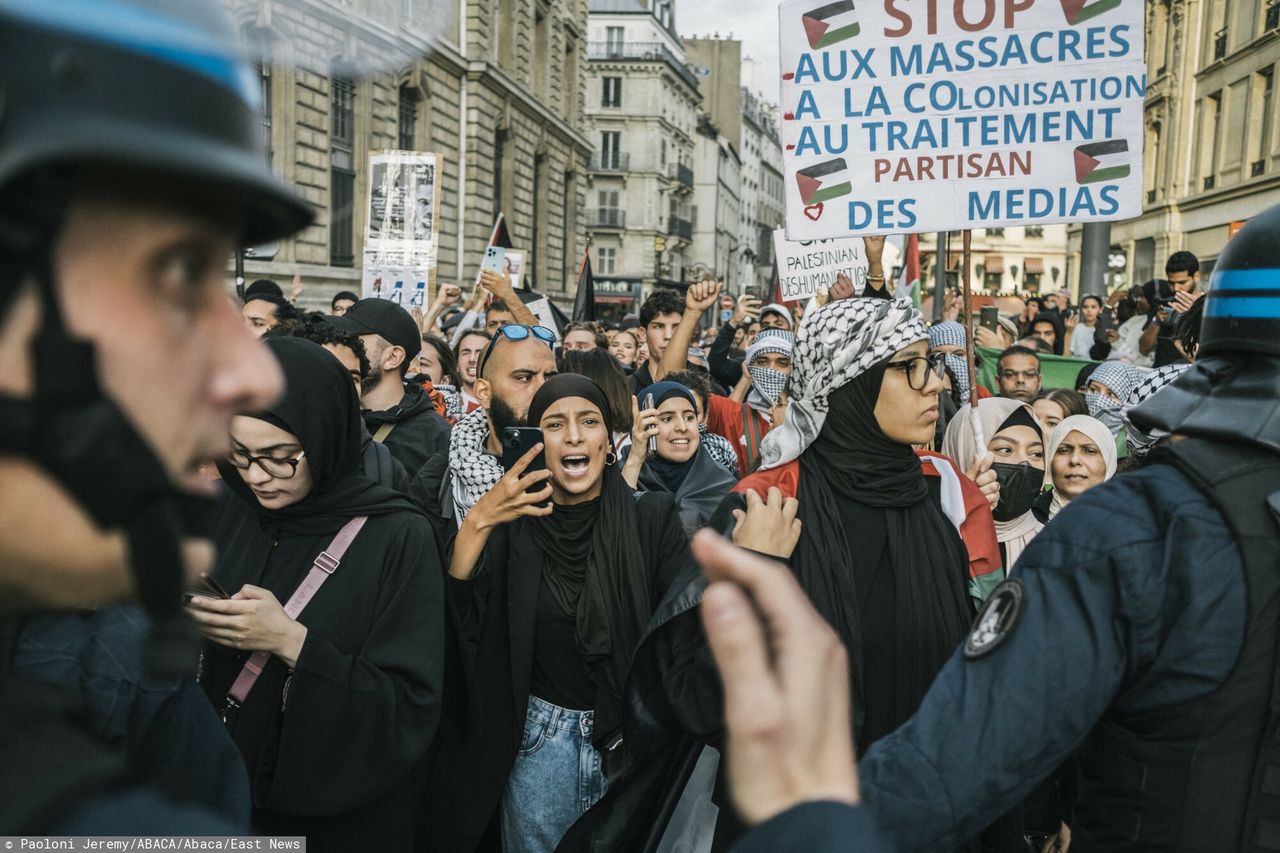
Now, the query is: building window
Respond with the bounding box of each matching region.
[597,247,617,275]
[1253,67,1274,177]
[605,26,624,57]
[660,138,667,169]
[1024,272,1042,292]
[602,76,622,107]
[563,34,578,123]
[986,227,1005,237]
[398,87,417,150]
[330,74,356,268]
[1201,90,1223,190]
[1025,225,1044,238]
[562,169,576,286]
[533,6,549,99]
[600,131,622,169]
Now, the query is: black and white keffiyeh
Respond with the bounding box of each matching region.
[760,297,928,469]
[744,329,796,417]
[1122,363,1191,458]
[699,424,740,474]
[448,408,504,522]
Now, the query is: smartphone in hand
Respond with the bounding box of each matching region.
[979,305,999,333]
[643,394,658,458]
[481,246,507,277]
[185,573,230,602]
[501,427,545,473]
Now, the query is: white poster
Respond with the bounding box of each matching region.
[524,296,560,340]
[362,150,441,302]
[778,0,1146,238]
[771,229,869,302]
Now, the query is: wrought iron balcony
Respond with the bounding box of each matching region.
[589,207,627,228]
[667,216,693,241]
[587,41,700,91]
[589,152,630,172]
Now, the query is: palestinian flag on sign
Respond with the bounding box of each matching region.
[1074,140,1131,184]
[796,158,852,205]
[1060,0,1121,25]
[802,1,860,50]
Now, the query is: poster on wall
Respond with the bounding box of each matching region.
[778,0,1146,238]
[361,150,441,304]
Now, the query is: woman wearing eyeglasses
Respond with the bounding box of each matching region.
[190,338,443,852]
[435,373,693,853]
[574,298,1006,850]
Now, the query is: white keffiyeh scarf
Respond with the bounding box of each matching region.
[760,297,928,470]
[448,408,504,523]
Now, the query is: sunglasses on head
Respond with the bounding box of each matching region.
[478,324,557,375]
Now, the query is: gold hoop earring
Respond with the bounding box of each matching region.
[606,451,618,466]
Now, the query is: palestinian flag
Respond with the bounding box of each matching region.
[802,1,860,50]
[1074,140,1131,184]
[1060,0,1121,25]
[898,233,921,309]
[796,158,852,205]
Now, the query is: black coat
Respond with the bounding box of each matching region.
[622,446,738,536]
[363,382,451,474]
[423,492,693,853]
[201,496,444,852]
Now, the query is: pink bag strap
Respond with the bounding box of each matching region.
[222,515,368,718]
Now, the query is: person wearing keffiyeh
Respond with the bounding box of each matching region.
[1082,360,1142,436]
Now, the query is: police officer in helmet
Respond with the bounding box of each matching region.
[0,0,309,832]
[853,203,1280,851]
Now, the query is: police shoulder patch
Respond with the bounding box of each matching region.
[964,578,1024,659]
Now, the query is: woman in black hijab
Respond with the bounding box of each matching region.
[437,373,693,853]
[582,298,1008,852]
[621,381,738,535]
[189,337,443,852]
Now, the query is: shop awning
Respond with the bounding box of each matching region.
[1023,257,1045,275]
[984,255,1005,274]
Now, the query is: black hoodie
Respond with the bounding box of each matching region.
[362,381,451,475]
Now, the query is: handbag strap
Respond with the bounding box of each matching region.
[372,422,395,443]
[223,515,369,714]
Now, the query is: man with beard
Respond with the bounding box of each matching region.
[409,324,558,542]
[334,298,451,474]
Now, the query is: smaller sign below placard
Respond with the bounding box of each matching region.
[771,229,870,302]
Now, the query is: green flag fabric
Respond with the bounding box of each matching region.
[977,346,1099,393]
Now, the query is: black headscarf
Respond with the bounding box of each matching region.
[795,361,972,750]
[216,337,418,536]
[525,374,651,724]
[637,381,701,492]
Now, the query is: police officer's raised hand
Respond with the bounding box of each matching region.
[693,530,859,826]
[732,487,802,559]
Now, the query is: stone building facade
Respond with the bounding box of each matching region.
[1067,0,1280,291]
[227,0,592,310]
[582,0,701,319]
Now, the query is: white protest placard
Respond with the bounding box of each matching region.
[772,229,870,302]
[524,296,560,340]
[778,0,1145,239]
[361,150,441,304]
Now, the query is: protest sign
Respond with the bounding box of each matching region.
[778,0,1145,239]
[772,229,870,302]
[361,150,441,303]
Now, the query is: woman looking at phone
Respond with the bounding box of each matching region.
[439,374,694,853]
[191,338,443,851]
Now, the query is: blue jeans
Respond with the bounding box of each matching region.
[501,695,609,853]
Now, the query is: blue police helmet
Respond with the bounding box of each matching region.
[1200,203,1280,358]
[1129,202,1280,453]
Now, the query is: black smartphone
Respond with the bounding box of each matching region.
[185,573,229,601]
[643,393,657,457]
[501,426,546,475]
[979,305,1000,333]
[1096,307,1116,335]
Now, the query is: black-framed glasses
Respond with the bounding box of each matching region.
[478,324,556,375]
[886,352,947,390]
[226,449,307,479]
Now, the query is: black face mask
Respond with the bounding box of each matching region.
[991,461,1044,521]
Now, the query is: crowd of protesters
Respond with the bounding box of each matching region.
[134,231,1206,853]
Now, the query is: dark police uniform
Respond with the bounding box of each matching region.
[855,203,1280,852]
